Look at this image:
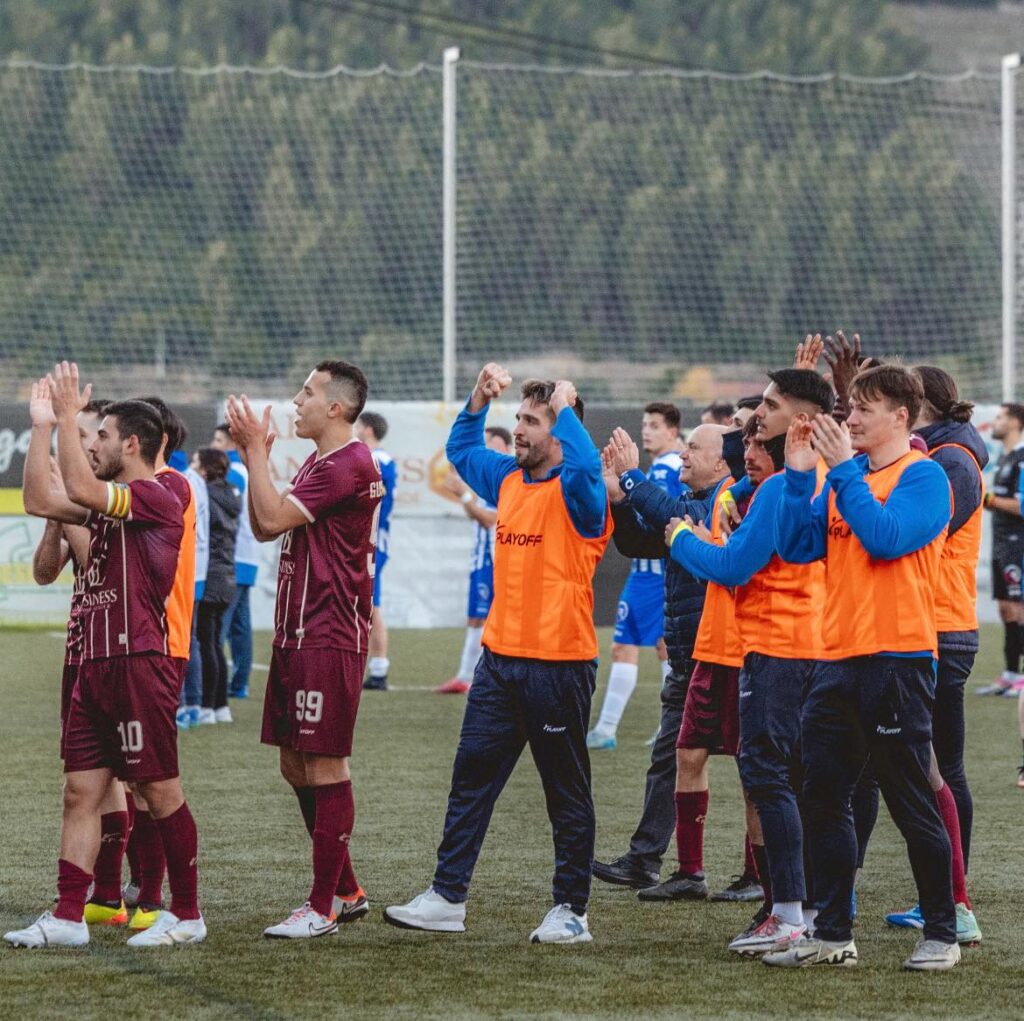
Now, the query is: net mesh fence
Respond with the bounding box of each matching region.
[0,60,1019,405]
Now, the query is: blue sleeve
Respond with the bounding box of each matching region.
[445,400,518,507]
[379,459,397,528]
[227,467,246,494]
[669,478,781,587]
[552,408,607,538]
[828,458,951,560]
[774,466,828,563]
[728,476,755,504]
[622,470,715,531]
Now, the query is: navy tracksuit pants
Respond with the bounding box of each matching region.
[801,656,956,945]
[433,647,597,913]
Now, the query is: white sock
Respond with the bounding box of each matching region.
[596,662,639,733]
[773,900,802,927]
[369,656,389,678]
[660,659,671,681]
[456,626,484,682]
[802,907,818,932]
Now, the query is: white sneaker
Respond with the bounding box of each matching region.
[263,903,337,939]
[729,914,807,956]
[196,708,216,725]
[904,938,961,971]
[763,935,857,967]
[125,910,206,946]
[384,888,466,932]
[214,706,233,724]
[3,911,89,948]
[529,904,593,944]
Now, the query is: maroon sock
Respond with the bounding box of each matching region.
[674,790,709,876]
[750,842,773,909]
[935,783,969,908]
[155,802,200,921]
[125,790,136,834]
[744,833,756,877]
[125,797,141,886]
[54,858,92,922]
[335,782,359,897]
[293,785,317,838]
[131,809,167,907]
[309,781,354,916]
[92,811,130,903]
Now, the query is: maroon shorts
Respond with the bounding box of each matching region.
[63,654,181,782]
[261,645,365,758]
[59,662,80,760]
[677,661,741,756]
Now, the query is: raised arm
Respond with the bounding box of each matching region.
[774,418,828,563]
[225,396,306,540]
[445,363,518,506]
[550,381,606,538]
[32,519,70,585]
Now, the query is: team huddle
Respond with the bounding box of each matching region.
[3,338,990,970]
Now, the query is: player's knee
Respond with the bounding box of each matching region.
[62,774,105,814]
[675,747,706,779]
[135,777,183,818]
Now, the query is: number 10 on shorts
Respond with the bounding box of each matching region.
[117,720,143,753]
[295,690,323,722]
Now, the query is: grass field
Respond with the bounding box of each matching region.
[1,625,1022,1020]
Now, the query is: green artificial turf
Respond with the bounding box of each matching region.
[1,626,1021,1020]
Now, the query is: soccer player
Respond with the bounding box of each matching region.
[975,402,1024,695]
[30,398,136,931]
[385,366,610,943]
[7,366,204,948]
[866,366,984,944]
[592,424,735,892]
[586,403,683,750]
[356,411,396,691]
[666,376,835,955]
[225,360,380,939]
[436,425,512,694]
[766,364,958,971]
[212,423,260,699]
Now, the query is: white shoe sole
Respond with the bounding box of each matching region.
[263,925,337,940]
[383,908,465,933]
[530,931,594,944]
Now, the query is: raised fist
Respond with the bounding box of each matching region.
[550,380,578,417]
[471,363,512,409]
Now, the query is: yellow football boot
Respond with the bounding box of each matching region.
[83,899,129,926]
[128,905,162,931]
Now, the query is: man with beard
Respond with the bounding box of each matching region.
[386,365,610,944]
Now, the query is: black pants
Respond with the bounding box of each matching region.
[737,653,817,904]
[433,648,597,913]
[801,656,955,944]
[198,600,230,710]
[624,660,693,871]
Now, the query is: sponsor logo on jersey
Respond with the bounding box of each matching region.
[495,527,543,547]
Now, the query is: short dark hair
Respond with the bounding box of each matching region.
[196,447,229,482]
[644,401,681,430]
[1001,403,1024,429]
[741,415,760,440]
[914,366,973,424]
[485,425,513,446]
[736,394,763,411]
[520,379,585,422]
[82,399,112,417]
[765,368,835,415]
[102,400,164,466]
[316,360,368,423]
[849,364,923,427]
[701,401,735,424]
[138,395,188,455]
[358,411,388,441]
[214,422,230,437]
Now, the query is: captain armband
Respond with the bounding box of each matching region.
[105,482,131,519]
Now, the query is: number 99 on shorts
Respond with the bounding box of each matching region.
[294,690,324,723]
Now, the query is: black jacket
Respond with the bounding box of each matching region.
[917,419,990,652]
[203,479,241,605]
[611,475,731,670]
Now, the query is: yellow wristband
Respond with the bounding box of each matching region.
[669,521,692,545]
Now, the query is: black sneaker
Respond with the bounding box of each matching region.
[592,856,660,889]
[637,870,708,902]
[710,872,764,902]
[362,675,388,691]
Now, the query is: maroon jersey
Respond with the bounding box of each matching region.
[65,553,87,667]
[80,478,185,660]
[274,440,383,653]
